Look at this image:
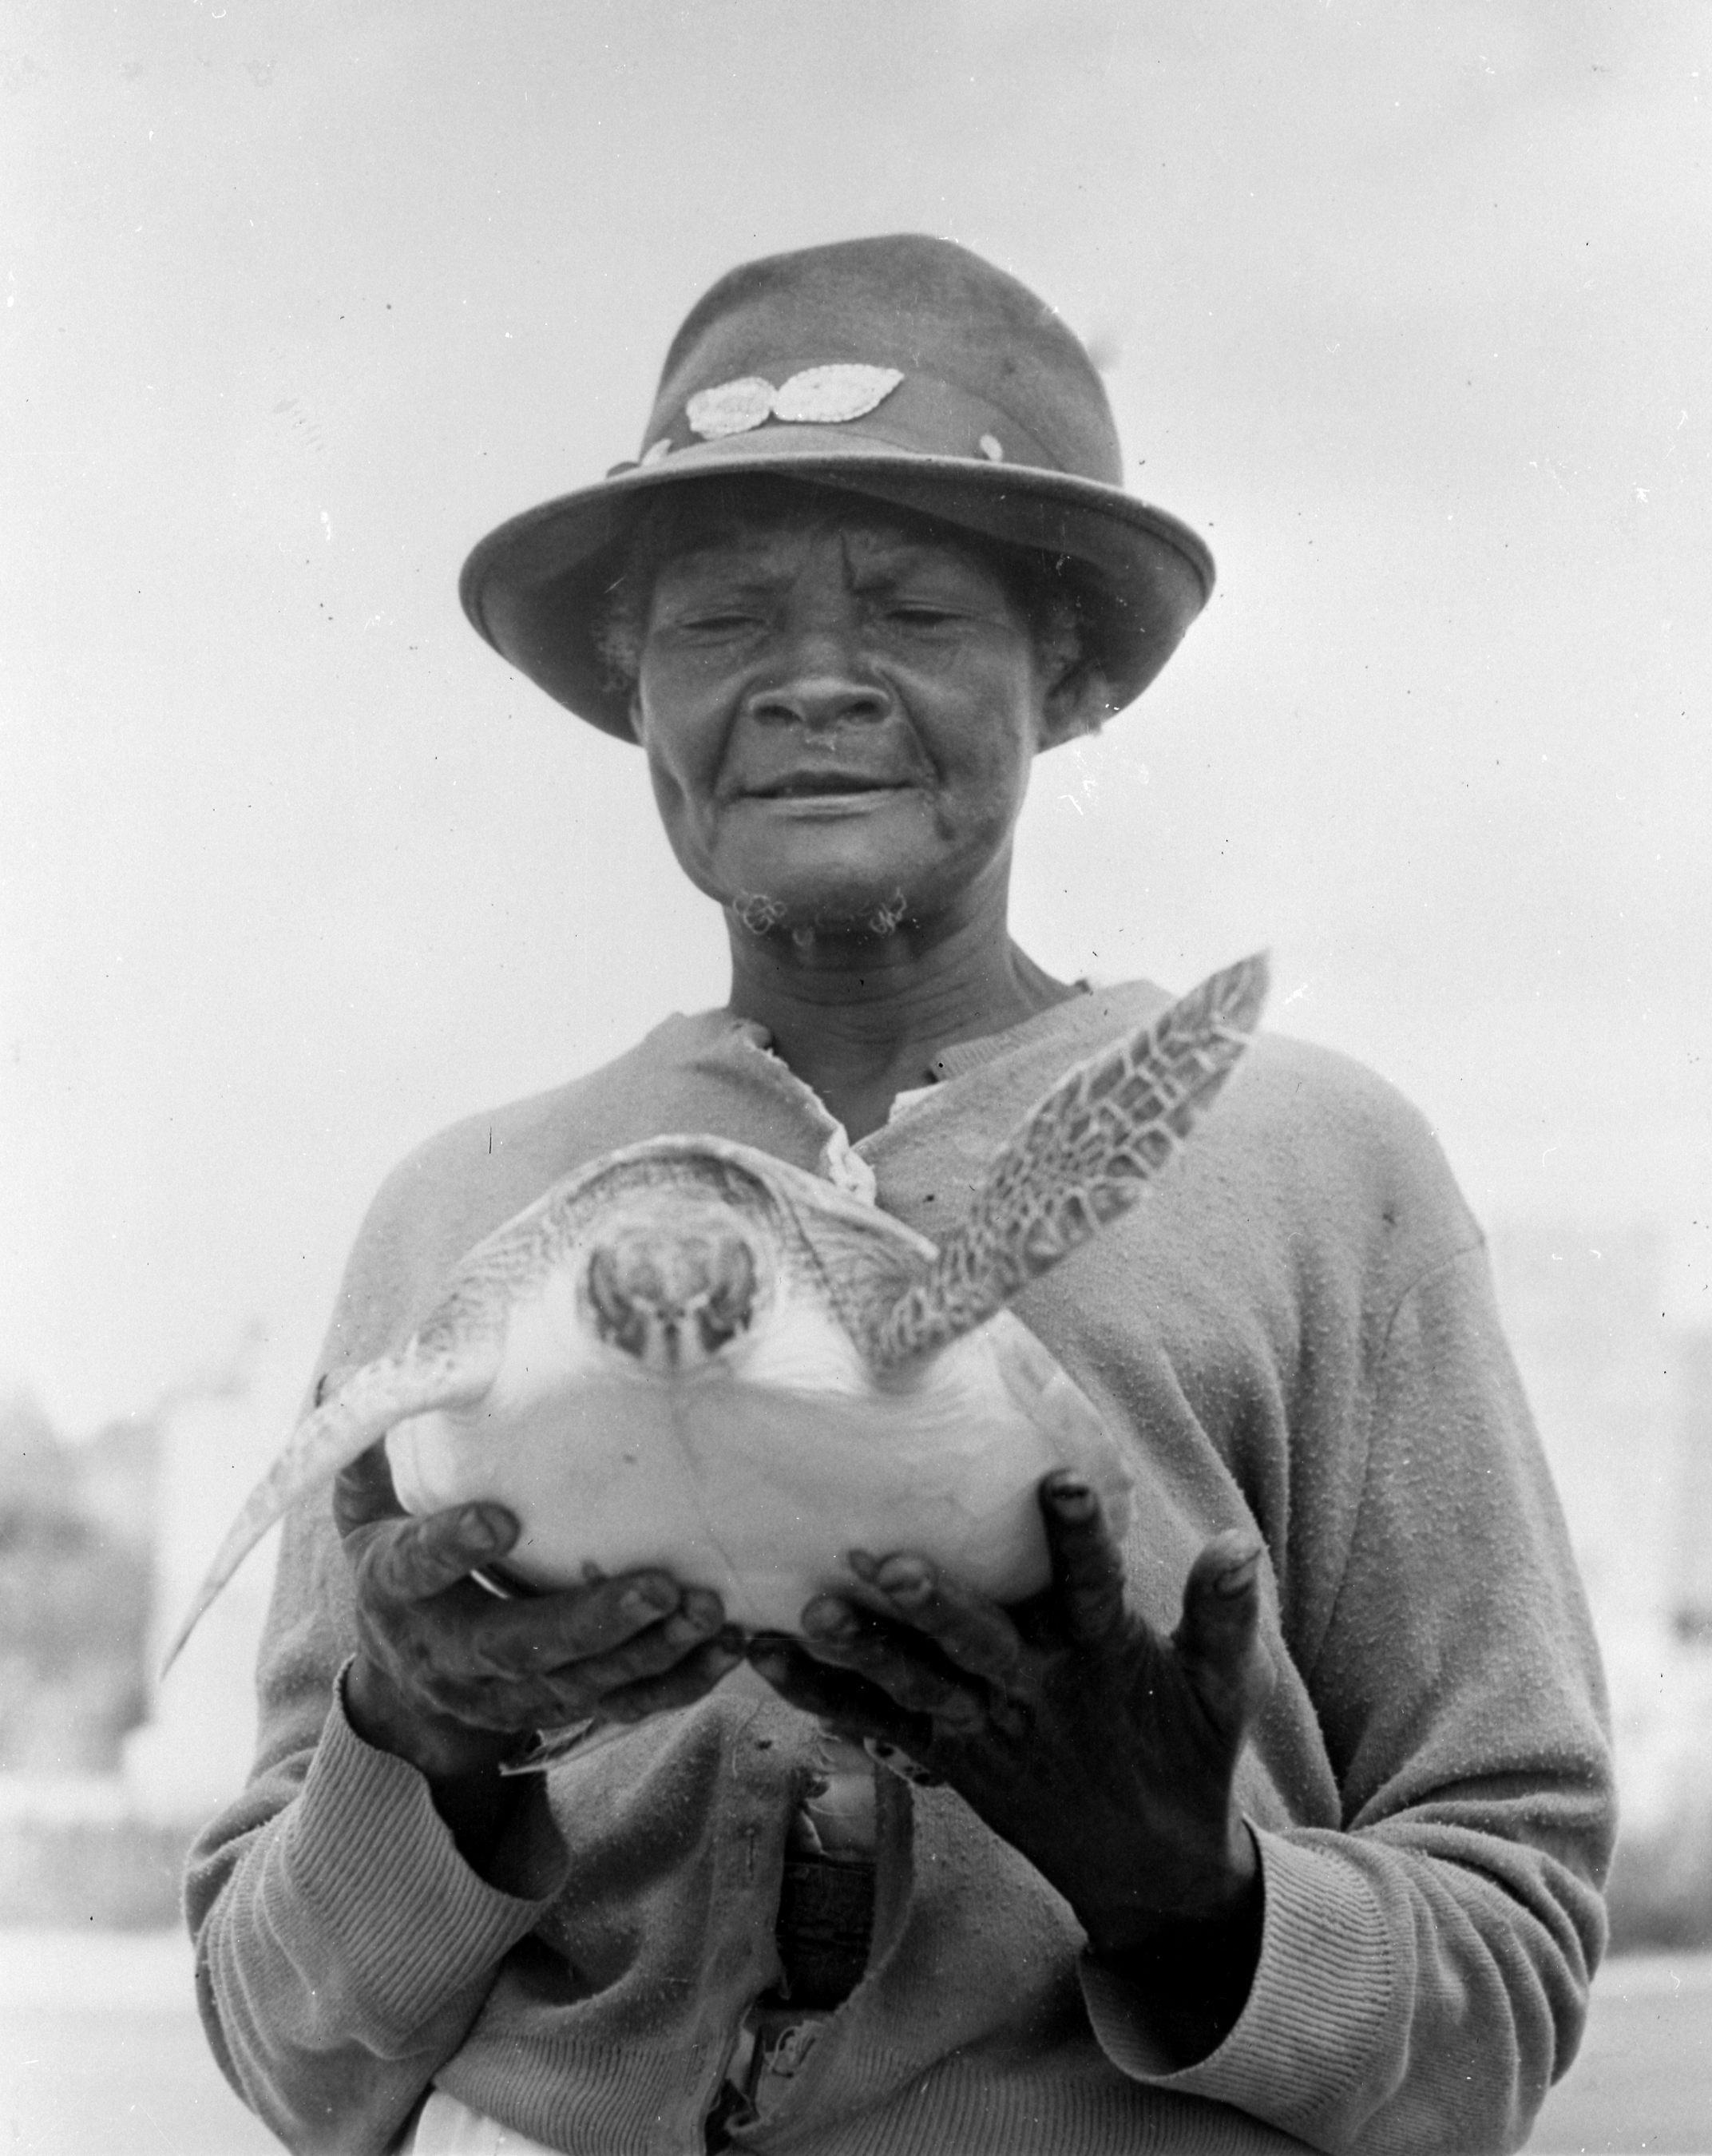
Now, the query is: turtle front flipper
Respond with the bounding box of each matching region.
[159,1335,503,1675]
[874,952,1269,1365]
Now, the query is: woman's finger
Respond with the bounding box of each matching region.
[798,1600,989,1730]
[358,1502,521,1607]
[332,1441,410,1534]
[1039,1472,1127,1645]
[592,1630,748,1724]
[1171,1533,1275,1742]
[857,1555,1022,1685]
[744,1633,921,1747]
[465,1571,696,1673]
[400,1598,739,1733]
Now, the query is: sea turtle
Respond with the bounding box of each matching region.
[163,953,1267,1667]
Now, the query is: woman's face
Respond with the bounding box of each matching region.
[630,505,1079,937]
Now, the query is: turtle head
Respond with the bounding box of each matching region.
[583,1209,763,1374]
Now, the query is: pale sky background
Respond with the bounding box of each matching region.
[3,0,1708,1436]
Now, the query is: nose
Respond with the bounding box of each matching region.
[747,622,891,734]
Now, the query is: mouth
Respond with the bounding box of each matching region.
[744,773,910,801]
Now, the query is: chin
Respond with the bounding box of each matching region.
[715,832,929,937]
[731,884,914,941]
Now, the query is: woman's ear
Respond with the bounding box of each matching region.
[1038,663,1115,750]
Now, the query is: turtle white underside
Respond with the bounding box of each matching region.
[162,953,1267,1671]
[386,1267,1126,1632]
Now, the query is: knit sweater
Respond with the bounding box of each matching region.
[186,981,1615,2156]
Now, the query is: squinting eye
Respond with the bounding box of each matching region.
[887,604,960,628]
[677,611,763,636]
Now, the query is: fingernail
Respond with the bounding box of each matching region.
[1213,1552,1262,1596]
[664,1608,715,1647]
[803,1601,857,1639]
[877,1560,929,1604]
[621,1583,676,1619]
[464,1507,509,1552]
[1048,1476,1094,1514]
[846,1551,879,1583]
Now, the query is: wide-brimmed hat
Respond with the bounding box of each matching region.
[459,235,1215,741]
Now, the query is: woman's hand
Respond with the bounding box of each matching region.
[745,1472,1275,2063]
[334,1444,744,1861]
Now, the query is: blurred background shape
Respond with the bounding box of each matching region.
[0,1327,288,1925]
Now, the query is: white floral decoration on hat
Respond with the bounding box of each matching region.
[685,364,903,440]
[684,376,779,438]
[771,364,903,423]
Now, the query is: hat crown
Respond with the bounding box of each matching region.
[647,234,1124,486]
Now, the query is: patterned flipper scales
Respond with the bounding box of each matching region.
[158,1313,505,1674]
[873,952,1269,1366]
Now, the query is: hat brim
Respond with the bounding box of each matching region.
[458,427,1215,743]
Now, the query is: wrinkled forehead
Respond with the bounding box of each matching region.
[628,478,1011,594]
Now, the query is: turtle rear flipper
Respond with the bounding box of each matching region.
[874,952,1268,1365]
[158,1336,502,1675]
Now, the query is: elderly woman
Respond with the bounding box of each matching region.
[188,237,1612,2156]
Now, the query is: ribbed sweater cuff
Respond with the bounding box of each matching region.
[1080,1828,1393,2140]
[276,1667,570,2035]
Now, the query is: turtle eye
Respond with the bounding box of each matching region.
[696,1240,758,1353]
[587,1246,650,1359]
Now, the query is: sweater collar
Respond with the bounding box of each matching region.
[680,975,1175,1093]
